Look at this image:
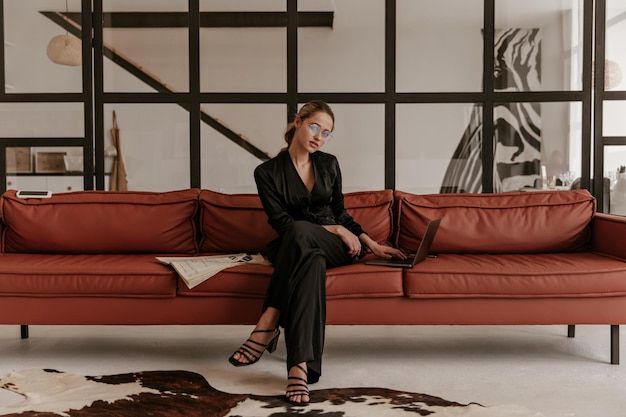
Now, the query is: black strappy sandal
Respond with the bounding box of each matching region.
[285,363,310,406]
[228,328,280,367]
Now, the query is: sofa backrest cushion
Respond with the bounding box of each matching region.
[0,189,200,254]
[199,190,277,254]
[199,189,394,254]
[395,189,596,254]
[345,189,395,245]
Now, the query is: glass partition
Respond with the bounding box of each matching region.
[6,145,86,193]
[200,103,385,193]
[1,102,86,193]
[0,102,84,137]
[396,101,581,194]
[298,0,384,93]
[200,0,286,93]
[605,145,626,215]
[494,101,581,192]
[495,0,584,91]
[103,103,190,192]
[320,104,385,192]
[601,1,626,216]
[103,0,189,93]
[606,0,626,91]
[200,103,285,193]
[603,101,626,136]
[396,103,478,194]
[4,0,84,94]
[397,0,483,93]
[0,1,602,197]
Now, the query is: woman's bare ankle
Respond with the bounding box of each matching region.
[256,307,280,330]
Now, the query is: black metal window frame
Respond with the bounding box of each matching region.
[0,0,94,191]
[0,0,606,205]
[595,0,626,212]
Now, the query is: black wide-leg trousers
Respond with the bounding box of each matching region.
[263,221,354,384]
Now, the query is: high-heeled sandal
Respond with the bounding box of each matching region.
[285,363,310,406]
[228,328,280,367]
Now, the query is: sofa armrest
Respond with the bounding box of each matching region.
[591,213,626,259]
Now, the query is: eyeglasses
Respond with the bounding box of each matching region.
[308,123,333,140]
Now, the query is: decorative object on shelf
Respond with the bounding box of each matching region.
[612,165,626,216]
[63,155,83,173]
[46,0,81,66]
[557,171,576,187]
[6,147,32,173]
[35,152,67,174]
[109,111,129,191]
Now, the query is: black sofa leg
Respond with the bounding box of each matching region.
[611,325,620,365]
[20,325,29,339]
[568,325,575,338]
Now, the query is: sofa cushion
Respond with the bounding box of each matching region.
[199,189,394,253]
[0,189,200,254]
[344,190,395,245]
[326,261,404,300]
[176,259,404,300]
[403,253,626,299]
[395,190,596,253]
[199,190,277,254]
[0,254,177,297]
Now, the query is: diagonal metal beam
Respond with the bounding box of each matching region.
[41,11,272,161]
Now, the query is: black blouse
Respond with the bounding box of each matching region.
[254,149,365,238]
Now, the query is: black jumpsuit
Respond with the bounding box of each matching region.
[254,149,366,384]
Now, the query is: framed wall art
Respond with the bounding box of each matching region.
[6,147,32,173]
[35,151,67,174]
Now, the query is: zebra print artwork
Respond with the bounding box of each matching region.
[440,28,541,193]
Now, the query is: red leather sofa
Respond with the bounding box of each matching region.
[1,188,625,364]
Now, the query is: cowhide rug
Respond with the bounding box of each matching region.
[0,369,544,417]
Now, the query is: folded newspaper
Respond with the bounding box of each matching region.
[156,253,271,289]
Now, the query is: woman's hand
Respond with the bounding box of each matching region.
[359,234,406,260]
[368,242,406,260]
[323,225,362,257]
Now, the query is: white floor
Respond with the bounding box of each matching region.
[1,324,625,416]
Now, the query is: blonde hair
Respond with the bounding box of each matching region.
[283,100,335,148]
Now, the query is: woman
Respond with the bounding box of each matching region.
[228,100,404,406]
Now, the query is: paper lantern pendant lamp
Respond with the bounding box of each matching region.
[46,34,81,66]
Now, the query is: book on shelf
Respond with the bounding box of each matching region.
[156,253,271,289]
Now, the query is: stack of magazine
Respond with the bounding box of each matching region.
[157,253,271,289]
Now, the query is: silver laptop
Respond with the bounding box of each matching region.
[365,218,441,268]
